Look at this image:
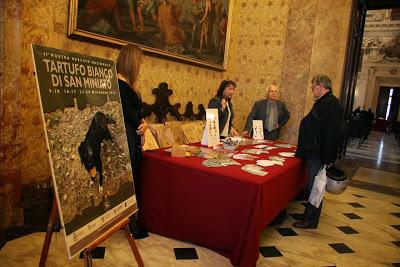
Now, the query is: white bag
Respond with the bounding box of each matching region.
[308,166,327,208]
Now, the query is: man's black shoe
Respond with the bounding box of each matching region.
[293,220,317,229]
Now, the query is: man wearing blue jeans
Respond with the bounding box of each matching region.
[294,74,343,229]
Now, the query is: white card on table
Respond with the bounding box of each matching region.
[252,120,264,140]
[201,109,220,147]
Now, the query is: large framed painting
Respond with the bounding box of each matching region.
[68,0,233,71]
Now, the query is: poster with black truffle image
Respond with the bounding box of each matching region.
[31,44,137,258]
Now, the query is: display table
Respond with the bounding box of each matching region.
[140,141,307,267]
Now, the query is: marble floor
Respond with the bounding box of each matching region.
[1,132,399,266]
[346,131,400,165]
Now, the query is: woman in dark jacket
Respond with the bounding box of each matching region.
[116,44,148,239]
[208,80,239,138]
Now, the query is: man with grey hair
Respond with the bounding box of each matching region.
[242,84,290,140]
[294,74,343,229]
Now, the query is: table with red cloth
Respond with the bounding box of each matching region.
[140,141,307,267]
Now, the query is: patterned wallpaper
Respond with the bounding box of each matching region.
[1,0,352,227]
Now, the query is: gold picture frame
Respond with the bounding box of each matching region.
[68,0,233,71]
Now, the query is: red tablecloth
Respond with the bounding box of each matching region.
[141,141,307,267]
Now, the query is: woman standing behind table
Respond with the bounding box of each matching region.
[116,44,148,239]
[208,80,240,138]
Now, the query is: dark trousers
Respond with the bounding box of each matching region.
[304,158,323,226]
[126,125,145,228]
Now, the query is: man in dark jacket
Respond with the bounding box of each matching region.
[294,74,343,229]
[242,84,290,140]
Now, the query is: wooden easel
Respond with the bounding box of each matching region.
[39,197,144,267]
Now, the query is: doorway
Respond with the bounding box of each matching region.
[340,0,400,119]
[375,86,400,132]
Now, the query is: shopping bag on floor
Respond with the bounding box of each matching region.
[309,166,327,208]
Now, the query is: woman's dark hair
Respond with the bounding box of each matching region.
[216,80,236,97]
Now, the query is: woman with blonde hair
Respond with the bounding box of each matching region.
[116,44,148,239]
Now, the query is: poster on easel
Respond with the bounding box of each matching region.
[201,109,220,147]
[252,120,264,140]
[31,44,137,258]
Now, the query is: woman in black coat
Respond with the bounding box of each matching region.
[116,44,148,239]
